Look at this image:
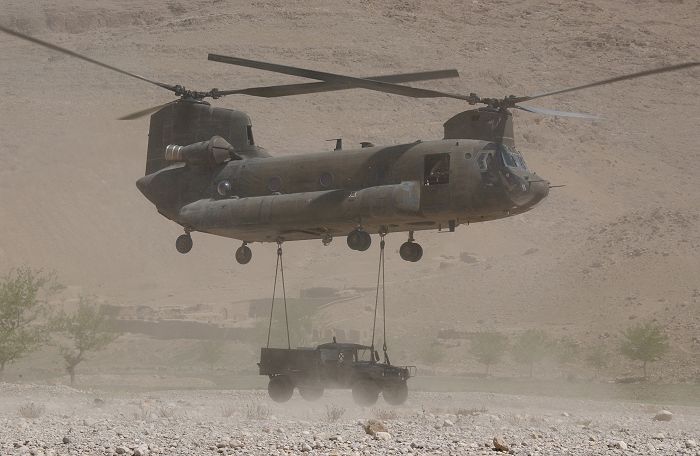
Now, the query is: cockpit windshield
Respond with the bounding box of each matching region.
[482,143,528,171]
[357,348,374,362]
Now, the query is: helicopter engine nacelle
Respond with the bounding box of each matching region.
[164,136,237,166]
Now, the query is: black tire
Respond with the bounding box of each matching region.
[383,381,408,405]
[235,245,252,264]
[347,229,371,251]
[399,241,422,262]
[268,376,294,403]
[175,234,193,254]
[410,243,423,262]
[356,230,371,251]
[299,386,324,401]
[352,379,380,406]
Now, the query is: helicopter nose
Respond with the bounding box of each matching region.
[135,175,151,196]
[528,178,549,204]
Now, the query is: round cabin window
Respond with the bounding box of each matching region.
[464,152,472,160]
[268,176,282,193]
[217,180,232,196]
[319,172,333,188]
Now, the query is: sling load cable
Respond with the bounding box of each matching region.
[266,240,291,349]
[370,231,390,365]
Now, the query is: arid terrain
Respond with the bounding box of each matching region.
[2,384,700,455]
[0,0,699,453]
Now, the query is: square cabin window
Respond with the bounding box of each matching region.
[424,153,450,186]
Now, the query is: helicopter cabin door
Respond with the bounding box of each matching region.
[421,153,451,212]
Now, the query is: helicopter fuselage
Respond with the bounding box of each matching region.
[137,137,549,243]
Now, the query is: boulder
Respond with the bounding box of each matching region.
[493,436,510,452]
[374,432,392,441]
[609,440,627,450]
[653,410,673,421]
[363,419,387,436]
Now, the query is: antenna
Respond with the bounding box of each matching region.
[326,138,342,151]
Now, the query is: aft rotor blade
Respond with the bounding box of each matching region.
[215,69,460,98]
[515,104,598,119]
[209,53,471,101]
[118,101,177,120]
[516,62,699,103]
[0,24,177,93]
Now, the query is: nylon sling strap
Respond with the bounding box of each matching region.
[370,234,389,364]
[266,241,291,349]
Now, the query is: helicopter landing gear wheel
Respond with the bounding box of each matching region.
[235,244,252,264]
[175,234,193,254]
[399,241,423,262]
[347,229,371,251]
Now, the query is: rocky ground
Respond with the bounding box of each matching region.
[1,383,698,455]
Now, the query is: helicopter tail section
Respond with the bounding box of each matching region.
[145,100,263,175]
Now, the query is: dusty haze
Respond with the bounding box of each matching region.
[0,0,699,386]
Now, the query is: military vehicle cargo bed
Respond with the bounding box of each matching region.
[259,347,319,375]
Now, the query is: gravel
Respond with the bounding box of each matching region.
[0,383,699,455]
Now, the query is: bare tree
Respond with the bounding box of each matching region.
[0,267,61,376]
[54,297,118,385]
[469,331,509,375]
[620,322,669,378]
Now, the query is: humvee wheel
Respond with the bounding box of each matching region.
[383,381,408,406]
[268,376,294,403]
[352,379,380,406]
[299,386,324,401]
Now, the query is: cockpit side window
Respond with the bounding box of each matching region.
[477,152,493,171]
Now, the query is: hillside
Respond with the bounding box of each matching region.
[0,0,698,380]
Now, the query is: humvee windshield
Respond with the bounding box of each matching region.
[357,348,373,362]
[320,347,374,363]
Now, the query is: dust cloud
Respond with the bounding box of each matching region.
[0,0,699,454]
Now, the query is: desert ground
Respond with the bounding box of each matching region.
[0,0,699,454]
[2,384,699,455]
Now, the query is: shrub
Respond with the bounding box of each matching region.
[325,404,346,422]
[373,408,398,420]
[220,404,236,418]
[244,402,270,420]
[18,402,45,419]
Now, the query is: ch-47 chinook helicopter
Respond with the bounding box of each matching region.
[3,26,697,264]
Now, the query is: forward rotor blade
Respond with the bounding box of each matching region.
[118,101,177,120]
[515,104,598,119]
[215,69,460,98]
[209,53,471,101]
[0,24,176,93]
[517,62,699,103]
